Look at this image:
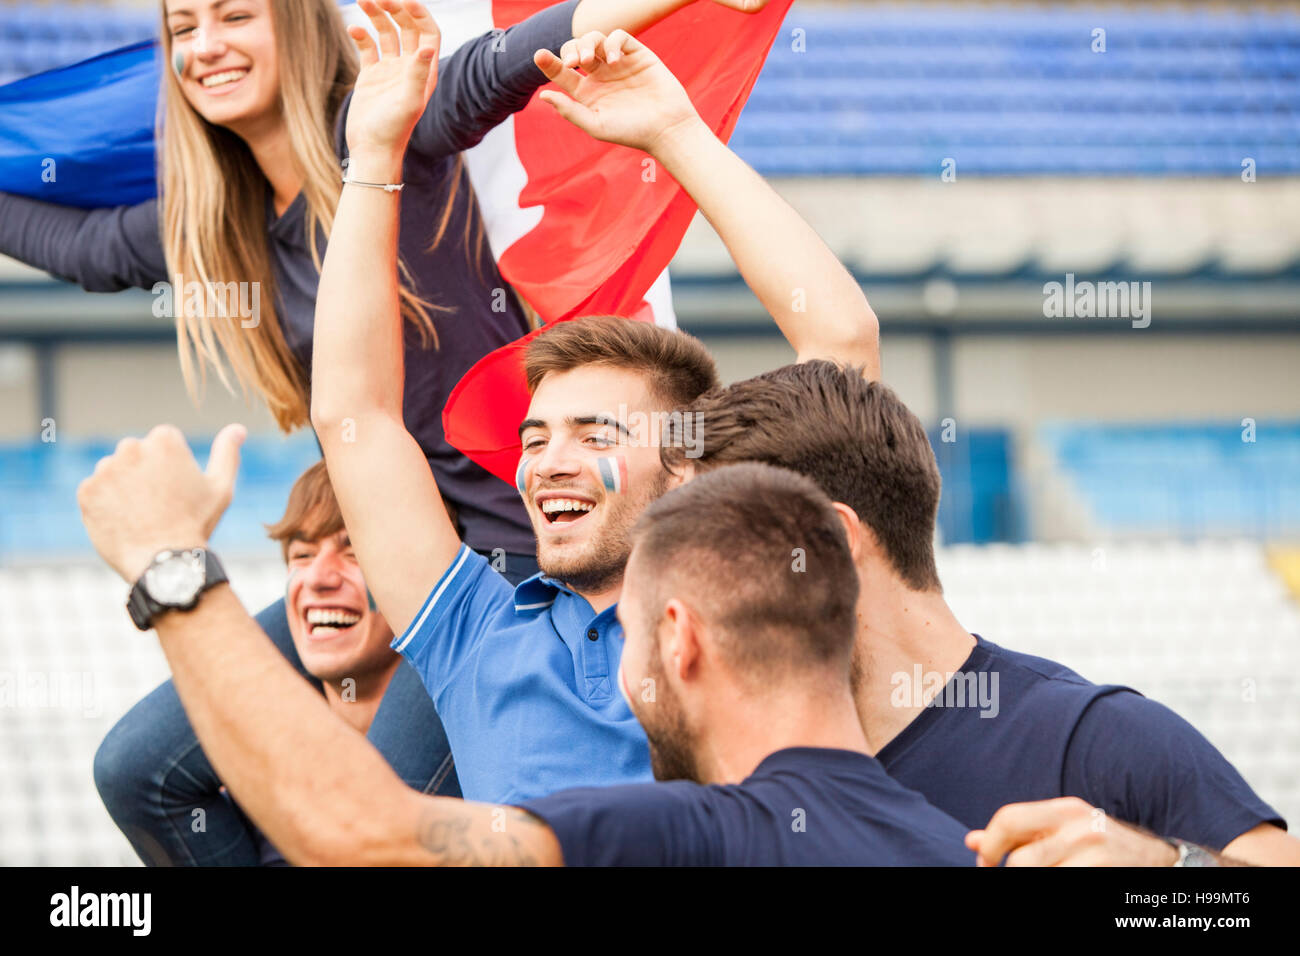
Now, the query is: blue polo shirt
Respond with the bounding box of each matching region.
[393,544,652,802]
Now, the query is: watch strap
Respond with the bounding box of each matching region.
[126,548,227,631]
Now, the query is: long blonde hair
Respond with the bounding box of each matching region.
[158,0,442,430]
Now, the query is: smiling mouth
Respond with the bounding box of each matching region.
[539,496,596,526]
[303,606,362,638]
[200,68,249,89]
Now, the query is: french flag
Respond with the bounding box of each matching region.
[0,0,794,484]
[442,0,794,484]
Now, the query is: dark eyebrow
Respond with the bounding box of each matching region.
[571,415,631,438]
[517,414,632,439]
[518,418,547,438]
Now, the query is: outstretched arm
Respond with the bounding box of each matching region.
[76,425,561,866]
[0,193,166,292]
[313,3,460,636]
[534,30,881,378]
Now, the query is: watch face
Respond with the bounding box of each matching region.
[144,550,206,606]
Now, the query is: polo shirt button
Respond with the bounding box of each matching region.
[587,628,599,642]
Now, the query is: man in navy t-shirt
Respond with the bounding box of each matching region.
[517,464,973,866]
[672,362,1300,866]
[520,747,968,866]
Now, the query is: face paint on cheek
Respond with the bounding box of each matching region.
[515,456,531,498]
[366,587,378,612]
[596,455,628,494]
[172,48,186,79]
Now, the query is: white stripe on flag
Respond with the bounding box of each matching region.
[644,267,677,329]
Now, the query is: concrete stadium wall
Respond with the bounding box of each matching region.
[2,333,1297,442]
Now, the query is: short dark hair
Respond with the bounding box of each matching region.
[524,316,719,410]
[667,362,942,592]
[629,462,858,683]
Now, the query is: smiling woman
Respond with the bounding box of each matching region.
[157,0,447,435]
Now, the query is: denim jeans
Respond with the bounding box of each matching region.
[93,549,538,865]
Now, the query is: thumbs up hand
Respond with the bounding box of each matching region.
[78,423,247,583]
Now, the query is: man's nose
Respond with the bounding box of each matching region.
[302,551,345,589]
[533,439,584,483]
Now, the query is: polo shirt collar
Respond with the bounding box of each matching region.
[512,572,563,614]
[512,572,622,651]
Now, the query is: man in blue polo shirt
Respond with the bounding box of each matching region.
[308,29,881,803]
[670,361,1300,866]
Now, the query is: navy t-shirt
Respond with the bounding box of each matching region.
[877,636,1284,851]
[518,747,974,866]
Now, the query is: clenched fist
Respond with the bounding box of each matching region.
[77,423,246,584]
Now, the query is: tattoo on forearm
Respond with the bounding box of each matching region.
[416,805,544,867]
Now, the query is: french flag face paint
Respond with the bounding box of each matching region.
[172,48,186,80]
[515,456,531,498]
[597,455,628,494]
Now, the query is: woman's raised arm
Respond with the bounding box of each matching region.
[399,0,580,159]
[398,0,769,160]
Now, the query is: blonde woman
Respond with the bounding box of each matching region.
[0,0,770,865]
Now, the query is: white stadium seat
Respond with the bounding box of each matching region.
[2,541,1296,864]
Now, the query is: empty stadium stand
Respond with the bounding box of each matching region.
[0,3,155,85]
[731,3,1300,177]
[1042,420,1300,539]
[0,432,323,556]
[3,2,1297,175]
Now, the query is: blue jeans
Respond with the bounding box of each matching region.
[93,550,538,865]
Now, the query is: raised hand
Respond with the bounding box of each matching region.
[533,30,701,154]
[345,0,442,164]
[77,424,246,583]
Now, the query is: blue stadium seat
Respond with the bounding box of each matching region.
[1,3,1297,176]
[1041,422,1300,538]
[0,434,321,559]
[729,3,1300,176]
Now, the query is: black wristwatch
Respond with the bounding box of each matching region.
[126,547,228,631]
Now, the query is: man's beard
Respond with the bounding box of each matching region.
[637,650,702,783]
[538,469,670,594]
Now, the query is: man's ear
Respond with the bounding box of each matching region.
[665,458,696,490]
[662,597,701,682]
[831,502,863,561]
